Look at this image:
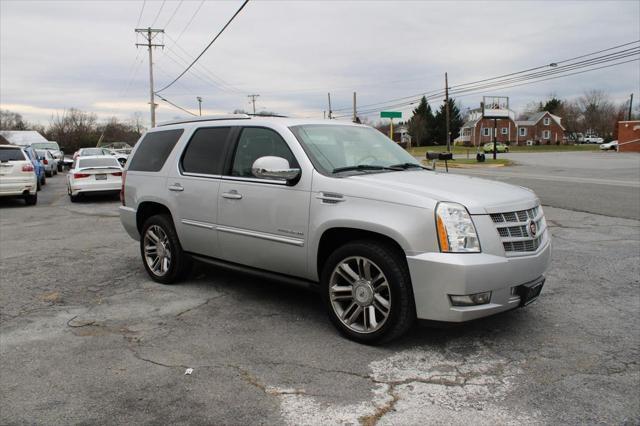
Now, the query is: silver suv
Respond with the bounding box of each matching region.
[120,115,550,343]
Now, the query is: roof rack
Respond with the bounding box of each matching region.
[157,114,251,127]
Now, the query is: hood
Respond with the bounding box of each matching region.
[346,170,539,214]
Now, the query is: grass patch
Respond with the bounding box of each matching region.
[409,144,599,157]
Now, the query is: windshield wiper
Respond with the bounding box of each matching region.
[332,164,399,174]
[388,162,426,170]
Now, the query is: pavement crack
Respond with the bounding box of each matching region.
[175,294,225,318]
[359,384,399,426]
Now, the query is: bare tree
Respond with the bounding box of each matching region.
[47,108,98,152]
[578,90,616,138]
[0,110,29,130]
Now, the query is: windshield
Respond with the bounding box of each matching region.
[290,124,420,175]
[32,142,60,151]
[78,157,121,169]
[0,147,26,162]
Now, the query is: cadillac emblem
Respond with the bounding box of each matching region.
[528,220,537,238]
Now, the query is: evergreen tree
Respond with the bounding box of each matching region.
[433,99,463,145]
[407,96,434,146]
[541,97,563,115]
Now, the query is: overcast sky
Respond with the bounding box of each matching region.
[1,0,639,126]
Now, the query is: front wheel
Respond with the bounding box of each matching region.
[140,214,191,284]
[321,240,415,344]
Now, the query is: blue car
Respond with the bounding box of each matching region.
[22,146,46,190]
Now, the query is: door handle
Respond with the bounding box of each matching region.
[168,183,184,192]
[222,190,242,200]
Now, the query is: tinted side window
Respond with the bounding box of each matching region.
[181,127,230,175]
[230,128,298,178]
[128,129,183,172]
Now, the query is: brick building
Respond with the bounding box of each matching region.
[617,120,640,153]
[456,107,566,146]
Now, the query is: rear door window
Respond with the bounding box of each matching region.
[181,127,231,175]
[0,148,26,162]
[127,129,184,172]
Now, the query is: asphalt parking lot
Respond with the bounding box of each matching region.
[1,158,639,425]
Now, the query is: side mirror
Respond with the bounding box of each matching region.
[251,156,300,184]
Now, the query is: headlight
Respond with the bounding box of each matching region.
[435,202,480,253]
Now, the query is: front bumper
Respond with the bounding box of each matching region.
[406,240,551,322]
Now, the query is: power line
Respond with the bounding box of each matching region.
[174,0,206,45]
[135,0,146,27]
[332,44,639,117]
[163,0,184,31]
[156,0,250,93]
[332,40,639,113]
[156,93,198,116]
[150,0,166,27]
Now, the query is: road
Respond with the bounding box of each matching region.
[446,151,640,220]
[1,164,639,424]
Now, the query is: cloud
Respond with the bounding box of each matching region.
[1,0,638,125]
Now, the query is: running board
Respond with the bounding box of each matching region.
[188,253,319,292]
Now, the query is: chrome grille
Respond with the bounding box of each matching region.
[491,206,546,256]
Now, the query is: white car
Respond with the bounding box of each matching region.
[36,149,58,177]
[0,144,38,205]
[599,140,618,151]
[67,155,123,202]
[583,136,604,144]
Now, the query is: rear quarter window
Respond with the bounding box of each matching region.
[127,129,184,172]
[181,127,231,175]
[0,148,26,162]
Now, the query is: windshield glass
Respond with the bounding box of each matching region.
[290,124,420,174]
[0,147,26,162]
[32,142,60,151]
[78,157,120,169]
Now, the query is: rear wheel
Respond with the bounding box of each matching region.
[24,192,37,205]
[41,175,46,186]
[140,214,191,284]
[321,240,415,344]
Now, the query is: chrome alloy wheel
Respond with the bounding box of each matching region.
[329,256,391,333]
[143,225,172,276]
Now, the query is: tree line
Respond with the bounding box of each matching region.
[405,96,464,147]
[0,109,144,153]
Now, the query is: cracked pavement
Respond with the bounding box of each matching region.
[1,168,639,424]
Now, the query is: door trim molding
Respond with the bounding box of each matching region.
[217,225,304,247]
[181,219,215,230]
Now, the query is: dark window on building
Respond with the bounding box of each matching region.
[229,128,298,178]
[181,127,231,175]
[127,129,184,172]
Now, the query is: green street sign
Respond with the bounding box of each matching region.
[380,111,402,119]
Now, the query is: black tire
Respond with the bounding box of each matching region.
[69,193,79,203]
[57,164,63,172]
[321,240,415,344]
[36,178,41,191]
[41,175,46,186]
[45,170,52,178]
[24,192,37,206]
[53,168,58,175]
[140,214,191,284]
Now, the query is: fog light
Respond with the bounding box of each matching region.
[449,292,492,306]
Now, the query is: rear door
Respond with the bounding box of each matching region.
[217,126,310,278]
[167,126,235,258]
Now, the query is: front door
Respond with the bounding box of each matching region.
[217,127,310,278]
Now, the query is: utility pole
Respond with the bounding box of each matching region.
[445,72,451,153]
[248,94,260,115]
[327,93,333,119]
[197,97,203,116]
[628,93,634,120]
[352,92,357,123]
[135,27,164,128]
